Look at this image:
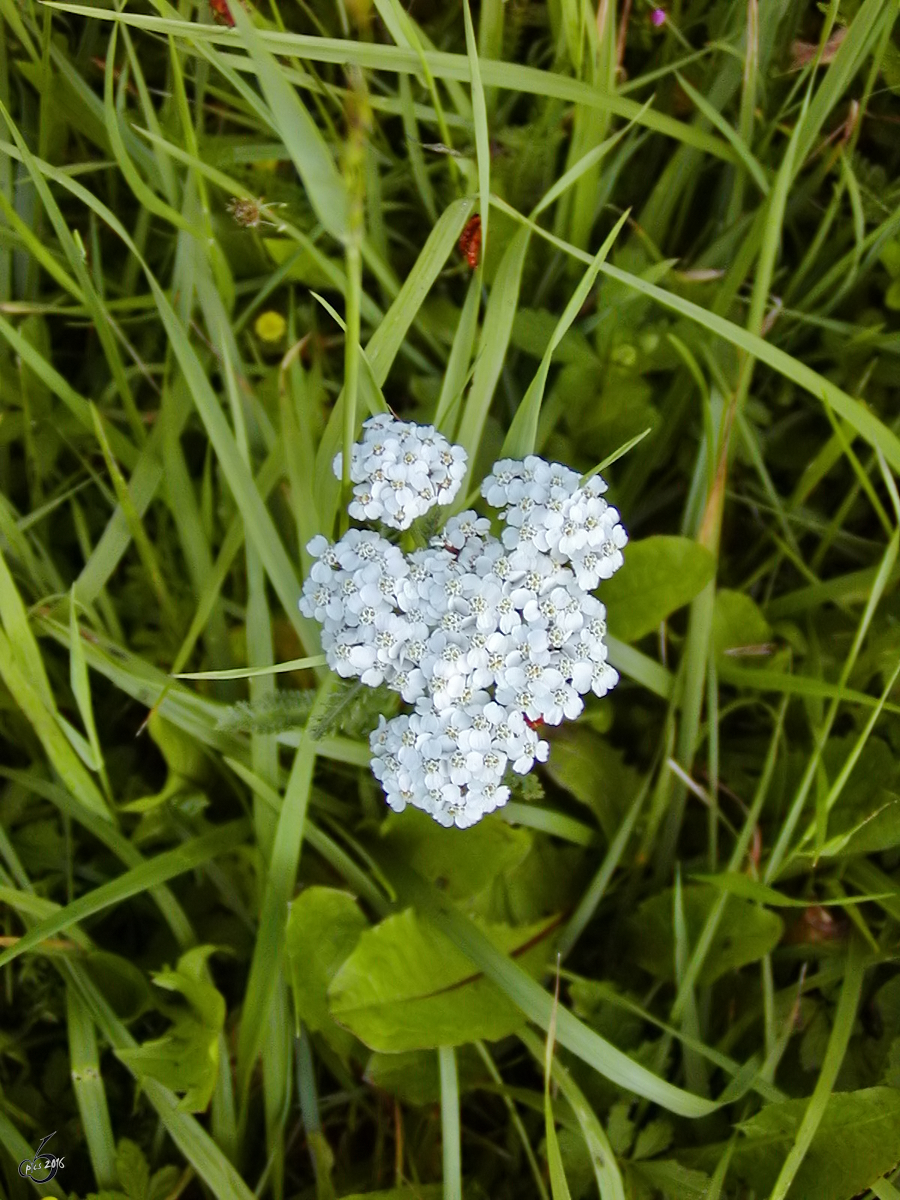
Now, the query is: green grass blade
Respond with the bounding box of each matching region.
[490,196,900,475]
[558,777,649,959]
[521,1027,626,1200]
[227,2,348,240]
[766,528,900,880]
[390,863,721,1118]
[0,311,138,469]
[440,1045,462,1200]
[69,589,110,800]
[502,211,629,459]
[765,937,866,1200]
[0,821,248,969]
[235,678,335,1106]
[0,544,54,710]
[76,391,189,607]
[41,12,738,163]
[316,196,475,528]
[89,402,179,630]
[462,0,490,252]
[456,225,530,476]
[543,978,574,1200]
[675,71,769,196]
[103,29,200,237]
[605,637,674,699]
[148,248,308,644]
[531,105,650,220]
[175,655,327,680]
[64,961,257,1200]
[0,627,113,822]
[0,99,143,440]
[67,983,117,1189]
[0,1113,66,1199]
[0,766,195,950]
[435,273,481,437]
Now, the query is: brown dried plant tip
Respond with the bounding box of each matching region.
[226,196,285,229]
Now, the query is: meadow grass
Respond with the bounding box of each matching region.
[2,1,900,1198]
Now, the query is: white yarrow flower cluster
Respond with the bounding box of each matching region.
[300,417,627,829]
[332,413,467,530]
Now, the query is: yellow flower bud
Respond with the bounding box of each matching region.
[255,311,286,343]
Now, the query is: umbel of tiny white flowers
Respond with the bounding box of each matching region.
[332,413,467,531]
[299,415,628,829]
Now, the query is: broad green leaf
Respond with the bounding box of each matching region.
[713,589,773,661]
[117,1017,220,1114]
[681,1087,900,1200]
[603,536,716,644]
[633,1119,673,1161]
[339,1190,442,1200]
[81,952,152,1022]
[115,1140,151,1200]
[627,885,783,986]
[285,887,368,1047]
[542,726,641,840]
[64,962,257,1200]
[365,1047,487,1106]
[818,793,900,858]
[153,946,226,1028]
[148,1167,181,1200]
[148,711,211,786]
[629,1160,710,1200]
[118,947,226,1113]
[804,735,900,859]
[328,908,557,1051]
[576,371,658,473]
[379,808,532,902]
[881,241,900,278]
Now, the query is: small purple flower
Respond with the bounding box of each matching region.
[651,7,666,26]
